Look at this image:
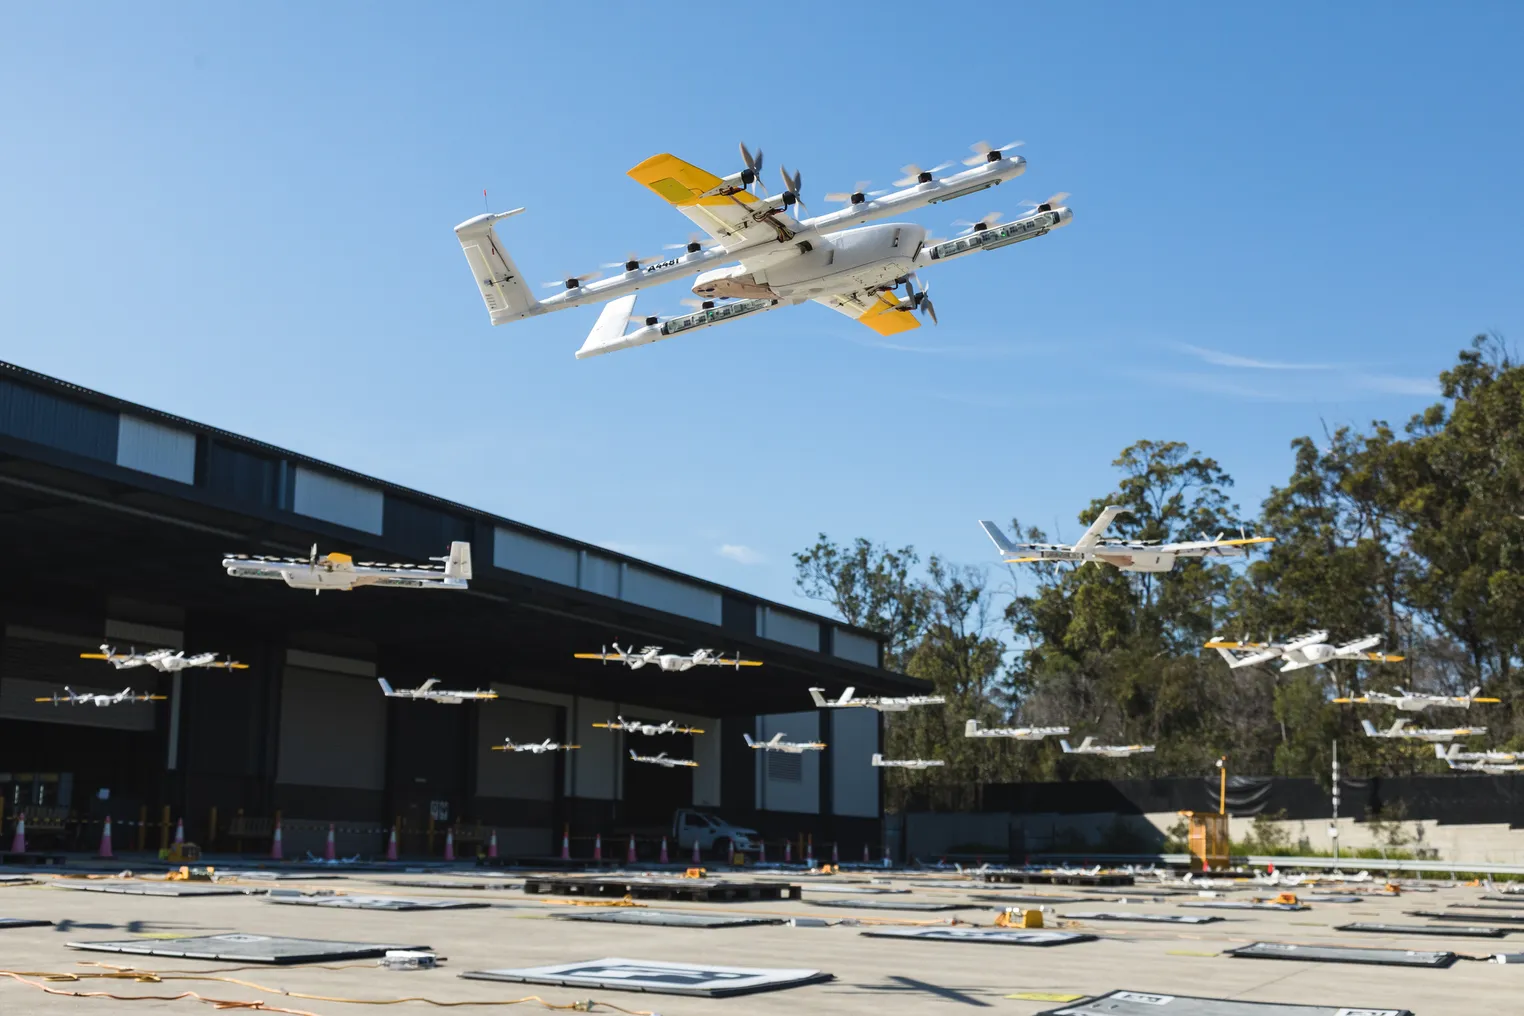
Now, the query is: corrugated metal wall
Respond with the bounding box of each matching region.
[0,378,117,462]
[623,566,722,625]
[759,607,821,651]
[579,553,620,598]
[116,415,195,484]
[830,707,880,818]
[203,441,280,507]
[276,666,386,790]
[834,628,879,667]
[755,711,820,814]
[291,466,384,535]
[493,527,578,585]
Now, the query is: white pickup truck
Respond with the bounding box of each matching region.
[672,809,760,859]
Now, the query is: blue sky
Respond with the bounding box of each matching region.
[4,4,1520,613]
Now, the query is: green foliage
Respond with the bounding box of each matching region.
[795,336,1524,784]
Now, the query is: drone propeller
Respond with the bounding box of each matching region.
[953,211,1005,236]
[1020,192,1071,214]
[680,297,718,311]
[823,181,887,206]
[663,232,721,254]
[739,142,767,194]
[540,271,604,290]
[778,165,806,214]
[897,275,938,325]
[626,310,665,328]
[601,251,660,272]
[963,139,1024,166]
[894,161,955,187]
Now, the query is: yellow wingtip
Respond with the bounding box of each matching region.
[79,653,109,660]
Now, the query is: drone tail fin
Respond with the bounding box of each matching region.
[1361,719,1378,737]
[377,678,394,696]
[743,733,755,747]
[808,687,830,708]
[454,208,539,325]
[443,541,473,581]
[1074,505,1129,550]
[871,753,885,766]
[965,719,980,737]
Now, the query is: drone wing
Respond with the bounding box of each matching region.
[812,289,921,337]
[627,153,802,248]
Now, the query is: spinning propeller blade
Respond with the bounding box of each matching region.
[894,162,955,187]
[963,139,1023,166]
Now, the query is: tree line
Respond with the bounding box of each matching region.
[793,336,1524,809]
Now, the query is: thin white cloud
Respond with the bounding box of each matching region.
[1362,375,1442,397]
[1174,343,1338,371]
[718,543,764,565]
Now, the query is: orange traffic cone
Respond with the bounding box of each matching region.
[444,829,455,861]
[626,834,636,863]
[9,812,25,853]
[324,823,336,861]
[594,833,602,862]
[270,817,283,860]
[385,826,399,861]
[560,825,570,861]
[659,836,669,864]
[98,816,115,859]
[487,830,498,859]
[173,818,185,845]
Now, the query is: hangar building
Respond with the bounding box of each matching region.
[0,361,925,858]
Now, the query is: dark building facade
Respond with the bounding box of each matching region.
[0,362,920,857]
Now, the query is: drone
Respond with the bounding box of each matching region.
[81,644,248,672]
[591,716,705,736]
[1361,718,1485,743]
[575,644,762,672]
[493,737,579,754]
[377,678,498,704]
[1207,631,1404,671]
[980,507,1272,573]
[1435,743,1521,766]
[1060,736,1156,758]
[964,719,1069,741]
[222,541,472,593]
[808,686,945,712]
[1334,686,1500,712]
[744,732,826,754]
[871,754,944,770]
[34,686,165,707]
[455,140,1071,357]
[628,749,698,768]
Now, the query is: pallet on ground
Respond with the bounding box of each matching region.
[522,876,801,902]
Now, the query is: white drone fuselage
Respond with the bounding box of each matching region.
[871,753,944,769]
[1061,737,1155,758]
[964,719,1069,740]
[1362,718,1480,743]
[223,542,472,593]
[628,749,696,768]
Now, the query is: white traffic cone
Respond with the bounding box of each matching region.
[270,818,283,860]
[98,816,114,859]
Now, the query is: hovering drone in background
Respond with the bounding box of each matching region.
[222,542,472,593]
[455,140,1073,357]
[1207,631,1404,671]
[744,732,826,754]
[808,686,944,712]
[575,644,762,672]
[35,686,165,707]
[81,645,248,672]
[494,737,579,754]
[981,507,1273,574]
[592,716,705,736]
[628,749,698,768]
[377,678,498,704]
[1060,736,1155,758]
